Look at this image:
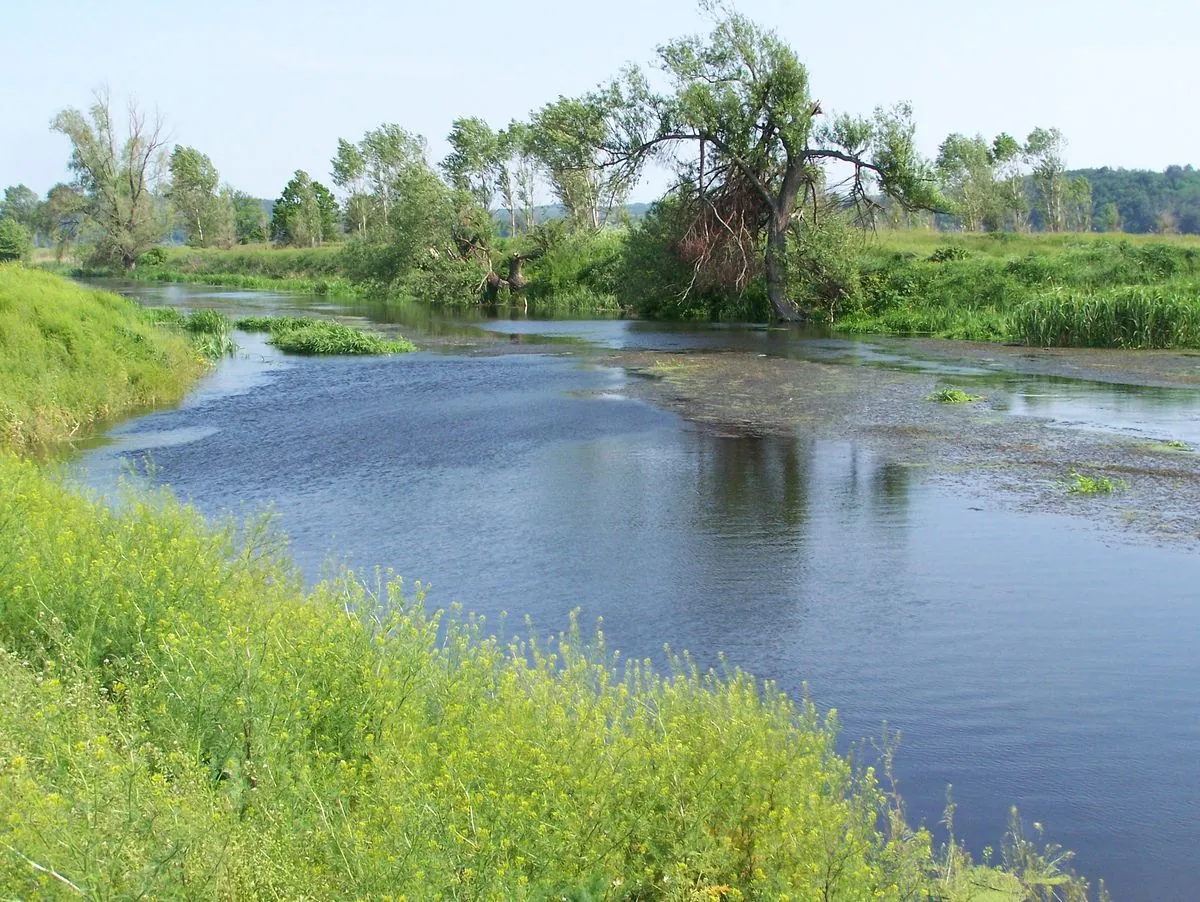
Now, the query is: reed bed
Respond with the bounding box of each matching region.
[1012,285,1200,348]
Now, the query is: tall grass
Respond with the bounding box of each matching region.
[1012,285,1200,348]
[0,454,1094,899]
[0,265,205,451]
[841,233,1200,346]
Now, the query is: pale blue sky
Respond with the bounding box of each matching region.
[3,0,1197,201]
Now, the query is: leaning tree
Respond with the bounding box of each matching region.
[596,6,942,321]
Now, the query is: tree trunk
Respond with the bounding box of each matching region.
[764,211,798,321]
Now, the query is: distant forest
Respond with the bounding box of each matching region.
[1070,165,1200,234]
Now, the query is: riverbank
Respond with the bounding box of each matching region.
[0,269,1097,898]
[0,450,1082,899]
[59,230,1200,348]
[0,265,207,452]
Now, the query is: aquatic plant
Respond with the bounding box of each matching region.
[1011,285,1200,348]
[233,314,318,334]
[179,308,238,359]
[927,388,984,403]
[1064,469,1125,495]
[266,319,415,355]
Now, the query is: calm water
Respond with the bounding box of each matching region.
[77,282,1200,899]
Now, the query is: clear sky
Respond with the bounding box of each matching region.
[3,0,1197,202]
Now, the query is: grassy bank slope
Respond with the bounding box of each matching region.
[0,453,1083,899]
[0,265,206,451]
[841,232,1200,346]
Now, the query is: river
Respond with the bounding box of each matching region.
[75,280,1200,899]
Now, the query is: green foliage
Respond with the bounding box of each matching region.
[167,145,235,247]
[927,388,984,403]
[928,245,970,263]
[0,219,33,263]
[0,184,42,236]
[50,90,171,269]
[0,266,204,450]
[0,455,1094,899]
[271,170,339,247]
[1076,164,1200,234]
[230,190,269,244]
[137,245,167,266]
[1064,469,1125,495]
[525,226,624,308]
[262,319,415,355]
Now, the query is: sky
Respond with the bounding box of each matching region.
[3,0,1198,202]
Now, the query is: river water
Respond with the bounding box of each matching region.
[75,281,1200,899]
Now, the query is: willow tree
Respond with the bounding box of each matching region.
[51,90,170,269]
[600,7,940,321]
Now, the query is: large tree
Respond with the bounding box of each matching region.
[167,145,234,247]
[230,190,268,244]
[40,183,88,260]
[1026,127,1068,232]
[530,95,636,231]
[598,7,940,321]
[51,89,170,269]
[270,171,338,246]
[331,125,428,239]
[0,185,42,237]
[441,117,502,212]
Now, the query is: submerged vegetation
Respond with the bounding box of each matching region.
[235,314,416,355]
[0,454,1097,898]
[927,388,985,404]
[0,265,204,450]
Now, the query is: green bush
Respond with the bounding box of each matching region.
[0,219,32,263]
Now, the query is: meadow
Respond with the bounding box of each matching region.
[842,231,1200,347]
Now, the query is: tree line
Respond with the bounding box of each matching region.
[2,7,1195,315]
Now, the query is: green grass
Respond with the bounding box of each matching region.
[0,453,1094,899]
[235,315,416,355]
[0,265,206,451]
[927,388,984,403]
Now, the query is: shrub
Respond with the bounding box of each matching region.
[0,219,32,263]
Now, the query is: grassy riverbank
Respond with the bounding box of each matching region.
[64,231,1200,348]
[0,265,206,451]
[842,231,1200,346]
[0,453,1090,899]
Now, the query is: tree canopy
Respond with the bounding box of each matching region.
[591,7,941,319]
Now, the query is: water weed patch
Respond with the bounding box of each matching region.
[234,315,415,354]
